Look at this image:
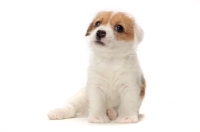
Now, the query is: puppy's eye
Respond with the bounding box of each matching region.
[115,25,124,33]
[95,21,101,27]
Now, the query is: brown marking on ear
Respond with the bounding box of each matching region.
[85,11,112,36]
[85,22,93,36]
[140,75,146,98]
[109,12,134,41]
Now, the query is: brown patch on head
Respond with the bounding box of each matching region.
[85,11,112,36]
[109,12,134,41]
[140,76,146,98]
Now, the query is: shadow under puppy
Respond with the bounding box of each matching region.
[48,11,146,123]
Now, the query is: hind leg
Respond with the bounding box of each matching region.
[48,104,76,120]
[106,108,117,120]
[48,88,88,120]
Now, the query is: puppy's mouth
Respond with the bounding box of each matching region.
[95,40,105,46]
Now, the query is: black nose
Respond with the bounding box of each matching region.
[96,30,106,39]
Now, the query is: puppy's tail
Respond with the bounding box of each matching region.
[48,88,88,120]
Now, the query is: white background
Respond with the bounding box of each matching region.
[0,0,200,131]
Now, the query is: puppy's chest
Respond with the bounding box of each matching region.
[96,59,124,77]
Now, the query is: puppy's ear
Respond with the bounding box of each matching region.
[85,22,94,36]
[134,23,144,43]
[85,12,102,36]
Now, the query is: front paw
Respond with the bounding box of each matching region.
[115,115,138,123]
[88,115,110,123]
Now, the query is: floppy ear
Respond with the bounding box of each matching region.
[85,22,94,36]
[134,23,144,43]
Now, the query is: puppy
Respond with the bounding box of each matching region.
[48,11,146,123]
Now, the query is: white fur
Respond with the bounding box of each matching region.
[48,12,144,123]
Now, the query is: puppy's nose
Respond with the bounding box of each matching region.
[96,30,106,39]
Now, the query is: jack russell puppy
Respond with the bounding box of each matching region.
[48,11,146,123]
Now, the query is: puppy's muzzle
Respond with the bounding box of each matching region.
[96,30,106,40]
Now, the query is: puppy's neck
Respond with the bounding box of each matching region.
[92,48,136,61]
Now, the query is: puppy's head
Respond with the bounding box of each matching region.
[85,11,143,53]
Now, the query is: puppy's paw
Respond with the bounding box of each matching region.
[88,115,110,123]
[48,108,67,120]
[115,115,138,123]
[106,108,117,120]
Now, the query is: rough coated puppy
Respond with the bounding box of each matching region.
[48,11,146,123]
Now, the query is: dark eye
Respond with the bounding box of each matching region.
[115,25,124,32]
[95,21,101,27]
